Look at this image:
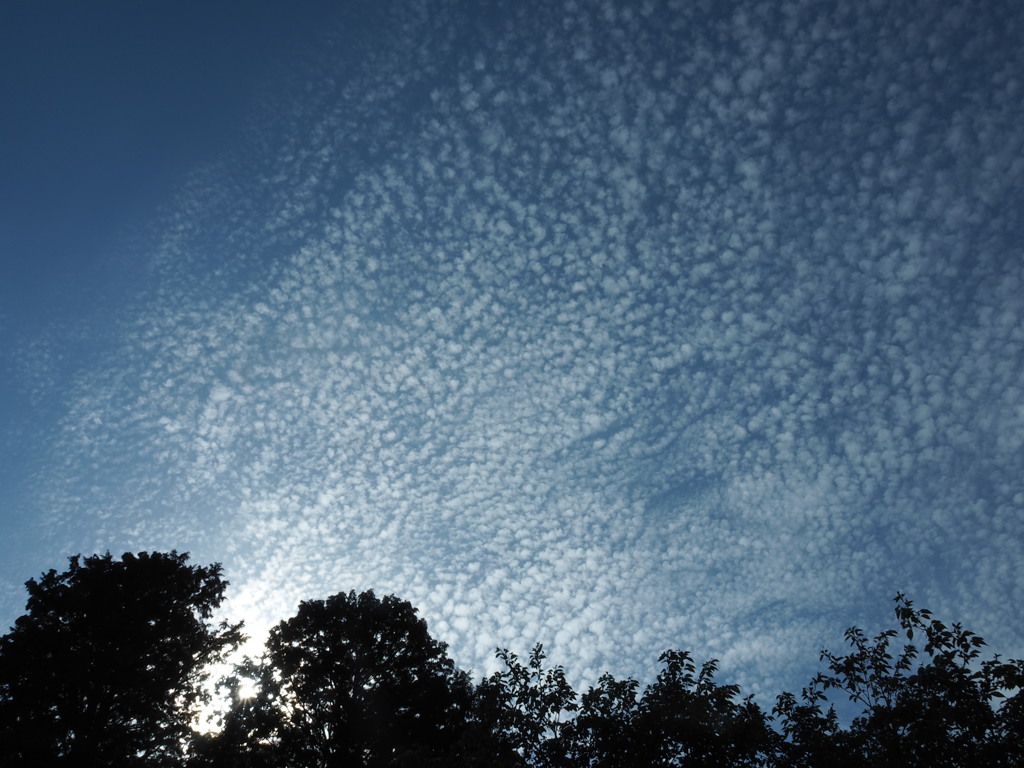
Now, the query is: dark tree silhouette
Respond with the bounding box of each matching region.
[476,644,578,767]
[774,593,1024,768]
[480,646,774,767]
[4,550,1021,768]
[221,590,472,768]
[632,651,775,767]
[0,551,242,767]
[562,672,641,768]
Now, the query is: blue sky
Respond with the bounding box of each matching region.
[2,0,1023,702]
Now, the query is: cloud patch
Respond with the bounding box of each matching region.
[5,0,1024,700]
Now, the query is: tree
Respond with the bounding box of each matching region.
[632,651,775,767]
[0,551,242,767]
[774,593,1024,767]
[476,644,579,767]
[477,646,773,768]
[562,672,641,768]
[225,590,472,767]
[771,684,847,768]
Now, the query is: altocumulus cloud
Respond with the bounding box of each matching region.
[7,0,1024,698]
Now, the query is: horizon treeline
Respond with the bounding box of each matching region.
[0,552,1021,766]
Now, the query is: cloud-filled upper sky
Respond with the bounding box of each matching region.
[2,0,1022,700]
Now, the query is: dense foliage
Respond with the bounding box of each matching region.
[2,554,1021,767]
[772,593,1024,768]
[0,551,242,767]
[206,590,473,767]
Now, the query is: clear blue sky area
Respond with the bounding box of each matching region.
[1,1,339,312]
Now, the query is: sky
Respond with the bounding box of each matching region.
[2,0,1023,703]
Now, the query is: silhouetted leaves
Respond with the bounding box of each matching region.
[219,590,472,767]
[774,593,1024,767]
[563,673,641,767]
[0,551,242,767]
[633,651,775,767]
[477,644,578,767]
[478,647,774,767]
[3,554,1022,767]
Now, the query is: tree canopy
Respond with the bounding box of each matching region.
[772,593,1024,768]
[213,590,473,768]
[0,551,242,767]
[2,554,1022,767]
